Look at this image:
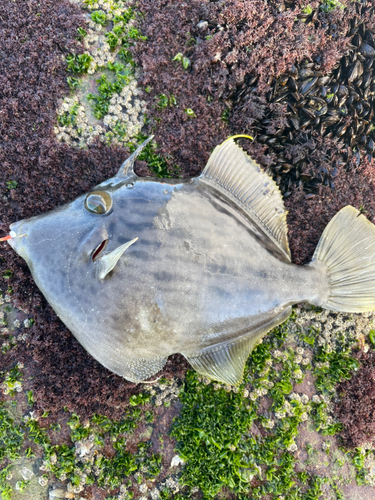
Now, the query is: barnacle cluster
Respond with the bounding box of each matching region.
[54,0,146,147]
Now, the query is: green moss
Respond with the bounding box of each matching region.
[66,52,93,74]
[126,133,180,178]
[156,93,177,109]
[6,181,18,190]
[91,10,108,26]
[87,62,132,119]
[320,0,345,12]
[57,102,80,127]
[313,345,359,394]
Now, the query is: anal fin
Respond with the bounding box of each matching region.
[184,307,292,386]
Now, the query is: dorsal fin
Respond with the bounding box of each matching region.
[116,135,154,180]
[199,139,291,262]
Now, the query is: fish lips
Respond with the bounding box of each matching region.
[7,219,30,259]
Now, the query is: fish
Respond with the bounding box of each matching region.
[5,136,375,386]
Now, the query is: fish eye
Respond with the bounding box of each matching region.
[84,191,113,215]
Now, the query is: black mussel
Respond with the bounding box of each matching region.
[321,115,339,126]
[288,64,298,78]
[300,171,312,181]
[289,116,300,130]
[336,123,348,137]
[299,68,315,79]
[267,137,279,146]
[366,153,373,162]
[355,77,363,87]
[342,55,350,69]
[327,108,341,118]
[281,163,293,172]
[358,134,367,144]
[318,76,331,86]
[355,101,363,114]
[338,84,349,96]
[352,151,361,166]
[300,119,311,129]
[362,71,372,88]
[366,138,374,151]
[364,30,374,44]
[360,22,366,39]
[335,66,342,80]
[362,107,370,118]
[353,117,359,133]
[331,82,340,94]
[300,77,318,95]
[278,75,289,86]
[360,43,375,57]
[349,129,357,147]
[363,87,370,100]
[338,104,348,116]
[338,96,348,108]
[314,55,322,65]
[297,12,310,19]
[287,102,297,114]
[296,99,307,108]
[364,55,374,70]
[350,90,360,100]
[347,95,355,106]
[348,60,363,84]
[272,90,290,103]
[357,123,365,135]
[302,107,316,119]
[257,135,269,143]
[352,32,362,47]
[248,75,259,86]
[315,103,328,116]
[326,93,335,104]
[288,77,298,92]
[357,54,366,62]
[313,117,320,126]
[301,62,314,68]
[320,86,327,97]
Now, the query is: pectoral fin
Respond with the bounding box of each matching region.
[96,237,138,280]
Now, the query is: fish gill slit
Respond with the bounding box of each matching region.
[92,239,109,261]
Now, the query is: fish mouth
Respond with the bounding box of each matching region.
[91,239,109,261]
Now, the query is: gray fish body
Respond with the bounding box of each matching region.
[8,138,375,385]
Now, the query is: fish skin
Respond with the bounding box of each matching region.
[7,163,329,382]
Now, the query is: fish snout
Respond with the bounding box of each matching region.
[7,220,29,256]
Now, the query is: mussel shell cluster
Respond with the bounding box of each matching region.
[233,1,375,195]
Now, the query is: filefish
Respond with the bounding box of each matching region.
[4,137,375,385]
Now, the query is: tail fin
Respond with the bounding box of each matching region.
[312,205,375,313]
